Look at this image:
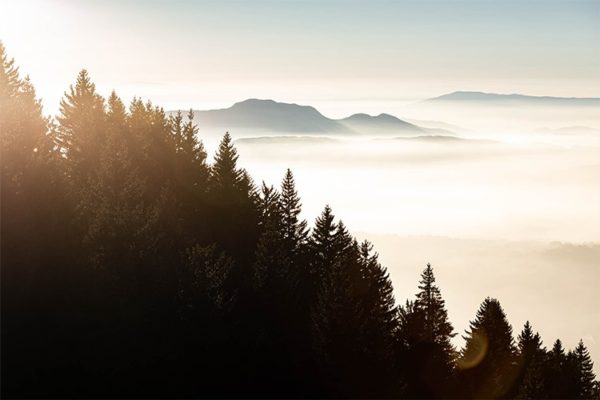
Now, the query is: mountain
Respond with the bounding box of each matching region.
[340,113,425,134]
[178,99,429,135]
[191,99,346,133]
[423,91,600,107]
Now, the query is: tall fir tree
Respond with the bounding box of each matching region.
[458,297,518,398]
[414,263,456,357]
[280,169,309,254]
[396,263,456,398]
[207,132,259,267]
[545,339,569,398]
[170,109,209,244]
[515,321,547,398]
[574,340,596,399]
[356,240,400,396]
[57,69,106,184]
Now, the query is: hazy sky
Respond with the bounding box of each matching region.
[1,0,599,116]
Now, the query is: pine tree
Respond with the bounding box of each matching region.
[280,169,309,254]
[207,133,259,262]
[458,297,518,398]
[57,69,106,183]
[310,218,363,396]
[515,321,547,398]
[574,340,596,399]
[170,109,209,244]
[127,97,177,197]
[414,263,456,358]
[107,91,127,131]
[253,183,285,290]
[396,264,456,397]
[1,43,52,189]
[210,132,244,193]
[356,240,399,395]
[544,339,569,398]
[309,205,337,282]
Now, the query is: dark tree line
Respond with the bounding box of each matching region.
[1,44,599,398]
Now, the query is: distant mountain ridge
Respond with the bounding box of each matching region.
[424,91,600,106]
[340,113,425,133]
[182,99,432,135]
[192,99,346,133]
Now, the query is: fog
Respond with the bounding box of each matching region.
[217,122,600,370]
[233,134,600,243]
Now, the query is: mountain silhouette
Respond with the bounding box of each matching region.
[423,91,600,107]
[182,99,429,135]
[340,113,425,134]
[191,99,347,133]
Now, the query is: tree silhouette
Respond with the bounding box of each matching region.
[397,263,456,397]
[515,321,547,398]
[458,297,518,398]
[574,340,597,399]
[57,69,106,184]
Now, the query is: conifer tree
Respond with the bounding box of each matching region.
[356,240,399,395]
[170,109,209,244]
[1,43,52,188]
[574,340,596,399]
[544,339,569,398]
[414,263,456,358]
[458,297,518,398]
[309,205,338,282]
[396,264,456,397]
[253,183,285,290]
[210,132,244,193]
[127,98,177,197]
[310,218,363,396]
[57,69,106,183]
[107,91,127,131]
[515,321,547,398]
[280,169,309,254]
[207,134,259,263]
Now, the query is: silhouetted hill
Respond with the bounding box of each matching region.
[424,91,600,107]
[340,113,425,134]
[192,99,347,133]
[180,99,432,135]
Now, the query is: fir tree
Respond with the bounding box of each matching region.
[396,263,456,398]
[170,109,209,244]
[280,169,309,254]
[253,183,285,290]
[515,321,547,398]
[574,340,596,399]
[309,205,338,283]
[544,339,569,398]
[57,69,106,183]
[414,263,456,358]
[458,297,518,398]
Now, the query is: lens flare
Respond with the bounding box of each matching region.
[458,330,489,370]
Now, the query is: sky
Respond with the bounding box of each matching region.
[1,0,599,116]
